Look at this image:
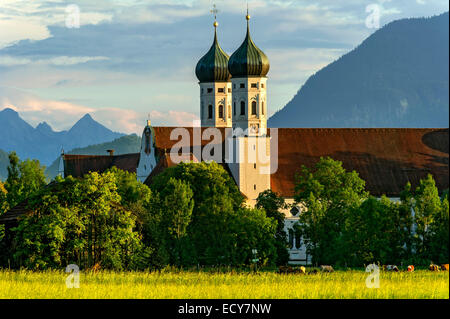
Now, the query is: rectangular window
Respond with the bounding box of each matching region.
[254,164,256,169]
[251,83,257,88]
[218,88,224,93]
[228,88,232,93]
[207,88,213,93]
[240,83,245,89]
[261,84,265,88]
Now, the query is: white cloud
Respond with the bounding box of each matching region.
[0,55,110,66]
[0,87,199,134]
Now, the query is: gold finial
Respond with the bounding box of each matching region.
[246,2,250,20]
[213,21,219,28]
[147,113,151,127]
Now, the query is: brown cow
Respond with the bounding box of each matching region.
[407,265,414,272]
[429,264,440,271]
[440,264,449,271]
[321,265,334,273]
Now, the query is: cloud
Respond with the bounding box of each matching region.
[0,0,448,130]
[0,86,199,134]
[0,55,110,66]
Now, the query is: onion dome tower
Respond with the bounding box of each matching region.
[229,12,270,135]
[196,19,232,128]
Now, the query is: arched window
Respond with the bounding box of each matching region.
[218,105,224,119]
[251,101,257,115]
[262,102,265,115]
[295,233,301,249]
[240,101,245,115]
[228,105,231,118]
[208,105,213,119]
[288,229,294,249]
[233,102,236,115]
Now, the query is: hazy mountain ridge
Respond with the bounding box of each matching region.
[0,108,125,166]
[269,12,449,128]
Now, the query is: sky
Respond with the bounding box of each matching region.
[0,0,448,134]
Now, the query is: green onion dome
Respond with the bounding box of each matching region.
[228,16,270,78]
[195,23,231,83]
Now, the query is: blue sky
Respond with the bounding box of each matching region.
[0,0,448,133]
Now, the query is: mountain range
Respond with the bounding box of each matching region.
[0,108,124,166]
[269,12,449,128]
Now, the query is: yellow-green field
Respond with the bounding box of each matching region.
[0,270,448,299]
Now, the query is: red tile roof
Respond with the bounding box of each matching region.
[62,127,449,198]
[63,153,140,177]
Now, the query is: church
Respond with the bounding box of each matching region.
[60,13,449,264]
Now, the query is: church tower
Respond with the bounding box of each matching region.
[228,12,270,135]
[228,12,271,205]
[136,119,157,182]
[195,18,232,127]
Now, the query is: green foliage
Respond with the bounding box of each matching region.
[340,196,411,266]
[12,171,142,270]
[0,181,7,215]
[413,174,442,261]
[294,157,368,265]
[4,152,47,208]
[256,190,290,265]
[148,162,276,267]
[295,159,448,266]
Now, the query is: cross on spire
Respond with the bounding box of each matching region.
[210,3,219,21]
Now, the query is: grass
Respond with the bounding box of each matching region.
[0,269,448,299]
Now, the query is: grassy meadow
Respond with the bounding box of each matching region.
[0,269,448,299]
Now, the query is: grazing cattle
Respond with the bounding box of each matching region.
[278,266,306,274]
[440,264,449,271]
[383,265,399,272]
[429,264,440,272]
[407,265,414,272]
[321,265,334,273]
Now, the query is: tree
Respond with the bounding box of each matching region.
[0,181,7,215]
[229,207,278,267]
[148,162,278,267]
[294,157,368,265]
[12,171,142,270]
[428,195,449,264]
[5,152,47,208]
[158,178,194,266]
[340,196,407,266]
[413,174,442,261]
[256,190,290,265]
